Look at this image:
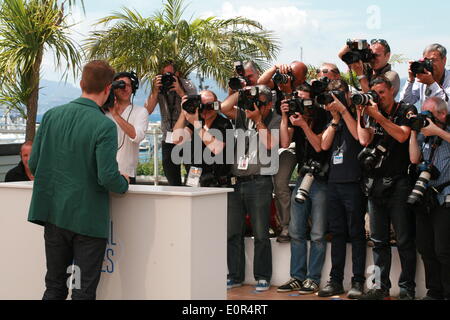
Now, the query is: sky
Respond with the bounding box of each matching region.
[41,0,450,84]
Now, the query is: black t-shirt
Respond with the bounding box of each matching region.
[368,102,417,177]
[328,117,363,183]
[294,107,331,179]
[4,161,30,182]
[186,114,233,179]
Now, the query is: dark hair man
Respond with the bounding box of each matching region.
[145,60,197,186]
[221,85,281,292]
[172,90,232,187]
[400,44,450,112]
[316,80,367,299]
[5,141,34,182]
[106,72,148,184]
[409,97,450,300]
[356,76,417,300]
[276,82,330,296]
[339,39,400,97]
[27,60,130,300]
[258,61,308,243]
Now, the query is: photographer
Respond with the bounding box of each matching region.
[316,80,366,299]
[400,44,450,112]
[145,60,197,186]
[228,60,260,95]
[172,90,232,187]
[106,72,149,184]
[356,76,417,300]
[276,84,330,295]
[409,97,450,300]
[258,61,307,243]
[316,63,341,81]
[221,85,280,292]
[339,39,400,96]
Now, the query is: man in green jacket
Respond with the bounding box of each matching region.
[28,60,130,300]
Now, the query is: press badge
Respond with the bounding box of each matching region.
[333,148,344,165]
[186,167,202,187]
[238,156,249,170]
[165,131,174,144]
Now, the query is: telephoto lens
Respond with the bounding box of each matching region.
[295,173,315,204]
[272,70,290,85]
[351,91,379,106]
[407,167,438,205]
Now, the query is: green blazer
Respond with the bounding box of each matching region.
[28,98,129,239]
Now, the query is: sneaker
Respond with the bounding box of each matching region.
[255,279,270,292]
[227,279,242,290]
[347,282,364,299]
[318,281,344,297]
[277,278,303,292]
[358,288,389,300]
[398,288,415,300]
[299,279,319,295]
[276,227,290,243]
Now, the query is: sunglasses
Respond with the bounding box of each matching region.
[317,68,339,75]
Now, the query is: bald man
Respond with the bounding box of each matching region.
[5,141,34,182]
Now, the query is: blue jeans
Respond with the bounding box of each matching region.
[368,177,416,293]
[289,176,328,284]
[227,176,273,283]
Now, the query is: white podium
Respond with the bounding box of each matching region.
[0,182,231,300]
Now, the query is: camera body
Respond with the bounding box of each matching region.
[342,39,375,65]
[358,143,389,174]
[310,77,330,97]
[351,90,380,106]
[407,110,435,132]
[229,61,250,91]
[237,86,261,111]
[410,58,434,75]
[272,69,293,86]
[316,89,346,106]
[295,160,322,204]
[286,94,315,117]
[407,162,440,205]
[102,80,127,110]
[160,72,176,93]
[182,95,220,114]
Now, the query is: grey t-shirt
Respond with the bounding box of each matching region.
[158,78,197,140]
[231,109,281,176]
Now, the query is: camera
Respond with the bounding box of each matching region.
[407,162,440,205]
[410,58,433,75]
[286,94,315,117]
[160,72,176,93]
[315,90,346,106]
[295,160,322,203]
[228,61,250,91]
[407,110,435,131]
[237,86,261,111]
[310,77,330,97]
[102,80,127,110]
[182,95,220,114]
[358,143,388,174]
[351,90,380,106]
[341,39,375,65]
[272,69,293,86]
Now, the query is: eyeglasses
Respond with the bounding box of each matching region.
[317,68,339,75]
[370,39,391,52]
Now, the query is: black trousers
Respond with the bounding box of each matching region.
[327,182,367,284]
[162,141,182,186]
[43,223,107,300]
[416,205,450,299]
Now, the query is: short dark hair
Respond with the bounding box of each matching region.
[327,79,349,93]
[296,83,311,93]
[81,60,115,94]
[370,76,392,89]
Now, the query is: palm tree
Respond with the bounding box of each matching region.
[85,0,279,88]
[0,0,84,141]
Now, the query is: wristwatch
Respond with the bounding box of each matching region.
[330,122,339,128]
[357,75,366,81]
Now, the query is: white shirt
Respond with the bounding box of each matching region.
[106,105,149,177]
[400,69,450,112]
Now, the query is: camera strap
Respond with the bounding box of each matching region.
[421,135,442,165]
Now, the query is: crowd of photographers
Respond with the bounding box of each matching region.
[142,39,450,300]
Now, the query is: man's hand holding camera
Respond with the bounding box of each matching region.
[407,60,435,85]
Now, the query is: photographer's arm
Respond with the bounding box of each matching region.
[409,130,422,164]
[257,65,278,88]
[376,116,411,143]
[399,62,420,105]
[172,111,192,145]
[280,104,294,148]
[145,77,160,115]
[290,115,322,153]
[220,92,238,120]
[350,61,369,93]
[420,119,450,143]
[110,105,137,140]
[357,107,374,146]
